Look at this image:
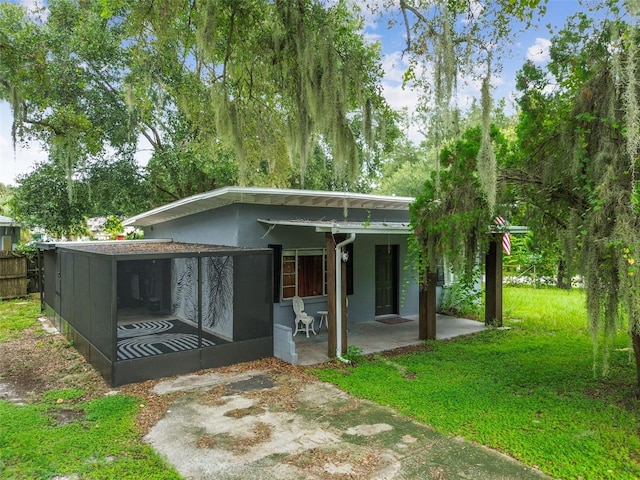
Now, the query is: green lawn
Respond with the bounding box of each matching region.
[315,286,640,479]
[0,296,41,342]
[3,290,639,479]
[0,297,181,480]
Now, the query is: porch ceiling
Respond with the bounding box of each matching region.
[123,187,414,227]
[257,218,412,235]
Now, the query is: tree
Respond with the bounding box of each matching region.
[10,161,89,239]
[0,0,135,181]
[374,109,431,197]
[2,0,389,197]
[0,183,14,217]
[11,155,152,238]
[81,156,154,217]
[108,0,386,189]
[411,124,512,285]
[383,0,545,210]
[505,7,640,387]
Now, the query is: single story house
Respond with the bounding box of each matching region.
[41,187,466,385]
[123,187,442,360]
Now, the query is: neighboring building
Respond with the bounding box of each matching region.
[0,215,21,251]
[40,187,442,386]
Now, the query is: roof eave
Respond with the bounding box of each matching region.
[123,187,414,227]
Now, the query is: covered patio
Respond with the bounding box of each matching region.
[293,313,486,366]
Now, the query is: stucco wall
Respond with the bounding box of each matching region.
[143,202,420,329]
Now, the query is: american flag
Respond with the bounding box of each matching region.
[494,216,511,255]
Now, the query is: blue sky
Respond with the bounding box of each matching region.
[0,0,590,186]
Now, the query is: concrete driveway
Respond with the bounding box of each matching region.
[144,367,549,480]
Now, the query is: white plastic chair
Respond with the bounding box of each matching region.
[292,296,316,337]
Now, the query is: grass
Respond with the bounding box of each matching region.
[0,297,182,479]
[0,295,41,342]
[315,286,640,479]
[0,390,182,479]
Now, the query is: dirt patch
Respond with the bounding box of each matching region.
[0,323,110,403]
[49,408,85,425]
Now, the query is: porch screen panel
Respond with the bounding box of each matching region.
[72,254,91,338]
[201,256,233,342]
[116,257,206,362]
[90,255,113,360]
[233,254,273,340]
[60,251,74,322]
[43,251,56,308]
[171,257,198,324]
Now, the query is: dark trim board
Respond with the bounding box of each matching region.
[114,337,274,386]
[44,302,274,387]
[200,337,273,370]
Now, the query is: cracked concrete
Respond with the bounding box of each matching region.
[145,370,550,480]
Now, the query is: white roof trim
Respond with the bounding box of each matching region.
[0,215,19,227]
[123,187,414,227]
[257,218,412,235]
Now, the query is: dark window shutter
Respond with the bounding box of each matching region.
[346,243,354,295]
[269,244,282,303]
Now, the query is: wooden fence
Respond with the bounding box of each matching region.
[0,252,28,300]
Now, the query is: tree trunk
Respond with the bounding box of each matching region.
[632,329,640,397]
[556,260,570,290]
[419,271,437,340]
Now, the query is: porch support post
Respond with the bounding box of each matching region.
[326,233,337,357]
[419,271,437,340]
[340,249,348,354]
[485,235,503,327]
[197,257,203,348]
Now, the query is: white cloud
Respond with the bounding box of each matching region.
[0,104,47,186]
[527,38,551,63]
[462,0,484,24]
[381,51,410,83]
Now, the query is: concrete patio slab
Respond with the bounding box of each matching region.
[294,314,486,366]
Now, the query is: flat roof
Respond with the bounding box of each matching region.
[38,240,266,257]
[123,187,414,228]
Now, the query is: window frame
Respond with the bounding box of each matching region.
[281,248,327,300]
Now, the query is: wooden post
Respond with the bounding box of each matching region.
[326,233,337,358]
[485,235,503,327]
[419,271,437,340]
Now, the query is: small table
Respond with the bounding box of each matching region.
[317,310,328,330]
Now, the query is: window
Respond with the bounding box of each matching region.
[282,248,326,299]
